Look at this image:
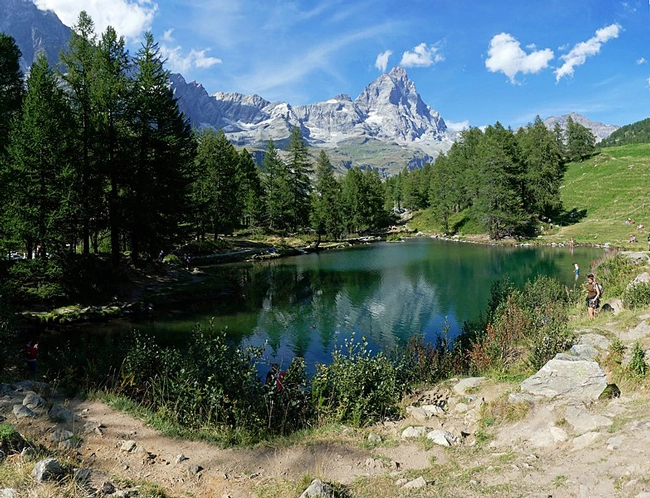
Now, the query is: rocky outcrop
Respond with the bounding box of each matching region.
[520,354,607,400]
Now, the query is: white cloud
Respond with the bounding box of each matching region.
[638,57,647,65]
[445,120,470,132]
[160,45,222,73]
[375,50,392,72]
[647,77,650,89]
[485,33,554,83]
[162,29,174,43]
[399,43,444,68]
[33,0,157,40]
[554,23,621,82]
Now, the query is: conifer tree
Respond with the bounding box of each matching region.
[5,55,74,257]
[263,140,292,231]
[565,115,596,162]
[310,150,343,241]
[237,148,264,228]
[94,26,131,263]
[0,33,24,157]
[285,126,312,232]
[60,11,101,255]
[192,128,240,238]
[0,33,25,248]
[473,123,528,239]
[127,32,194,259]
[516,116,565,217]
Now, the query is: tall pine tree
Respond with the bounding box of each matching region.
[6,55,74,258]
[127,32,194,260]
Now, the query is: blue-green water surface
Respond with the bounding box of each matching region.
[125,239,605,373]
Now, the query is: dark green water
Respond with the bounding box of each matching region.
[109,239,605,373]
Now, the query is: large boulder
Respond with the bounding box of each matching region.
[520,355,607,400]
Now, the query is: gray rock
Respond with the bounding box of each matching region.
[578,333,611,351]
[73,468,92,482]
[572,431,600,450]
[188,464,203,475]
[22,391,45,410]
[405,406,430,421]
[299,478,335,498]
[176,453,189,464]
[402,476,428,489]
[12,404,36,419]
[570,343,599,360]
[59,438,81,450]
[620,321,650,342]
[621,252,650,265]
[426,429,460,446]
[52,429,74,443]
[563,404,612,433]
[49,404,75,422]
[367,433,382,444]
[101,481,116,494]
[520,358,607,400]
[453,377,485,395]
[32,458,65,482]
[0,489,16,498]
[601,299,623,314]
[120,440,137,452]
[401,426,428,439]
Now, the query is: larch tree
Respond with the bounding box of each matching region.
[6,54,74,258]
[60,11,101,255]
[127,31,194,260]
[192,128,240,239]
[285,126,312,232]
[94,26,131,263]
[237,148,264,228]
[310,150,343,242]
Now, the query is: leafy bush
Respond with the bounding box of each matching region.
[392,328,463,386]
[311,335,402,426]
[162,254,181,266]
[526,301,573,370]
[7,258,65,306]
[468,297,529,374]
[263,357,311,435]
[623,282,650,310]
[628,342,647,378]
[118,324,283,442]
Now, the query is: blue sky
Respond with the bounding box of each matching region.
[33,0,650,130]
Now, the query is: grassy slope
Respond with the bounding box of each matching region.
[548,143,650,247]
[409,143,650,247]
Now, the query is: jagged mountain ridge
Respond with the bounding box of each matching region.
[0,0,70,73]
[170,66,455,173]
[543,112,619,143]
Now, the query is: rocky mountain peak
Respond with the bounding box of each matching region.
[543,113,619,143]
[0,0,70,72]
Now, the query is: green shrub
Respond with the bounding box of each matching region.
[628,342,647,378]
[162,254,181,266]
[312,335,402,426]
[119,324,272,441]
[526,301,573,371]
[623,282,650,310]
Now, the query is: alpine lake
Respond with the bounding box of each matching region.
[61,238,607,376]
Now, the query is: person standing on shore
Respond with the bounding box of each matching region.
[23,340,38,379]
[586,274,601,319]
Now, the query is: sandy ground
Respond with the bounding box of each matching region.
[11,364,650,498]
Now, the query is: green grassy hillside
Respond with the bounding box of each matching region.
[549,143,650,247]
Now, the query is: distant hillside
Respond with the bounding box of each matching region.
[599,117,650,147]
